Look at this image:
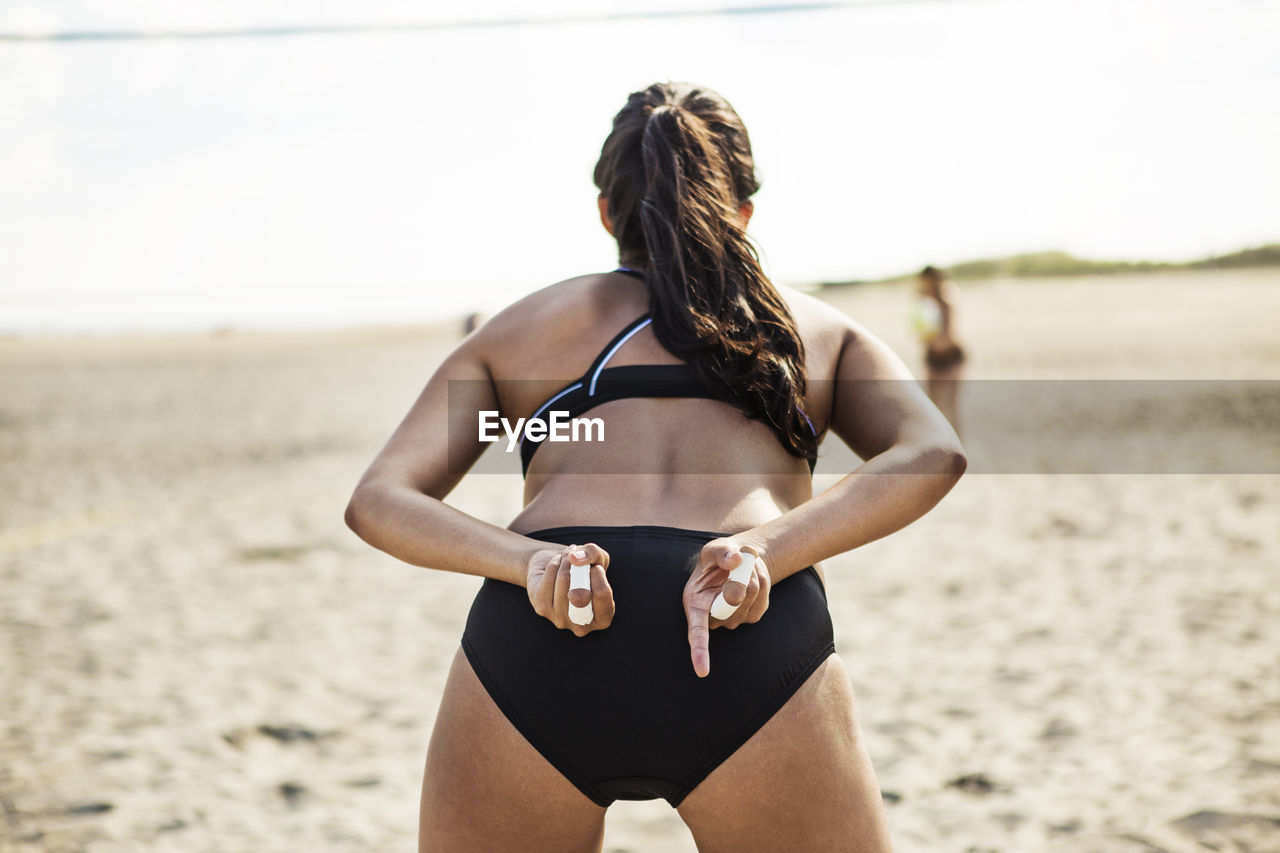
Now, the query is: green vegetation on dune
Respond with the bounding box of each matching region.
[1189,244,1280,270]
[945,244,1280,279]
[821,243,1280,287]
[947,251,1175,279]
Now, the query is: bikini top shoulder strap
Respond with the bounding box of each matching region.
[581,313,654,396]
[578,266,654,389]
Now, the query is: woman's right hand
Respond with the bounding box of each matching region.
[526,543,614,637]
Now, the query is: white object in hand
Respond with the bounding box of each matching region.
[710,553,757,621]
[568,563,593,625]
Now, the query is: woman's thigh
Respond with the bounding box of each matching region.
[419,647,607,853]
[676,655,893,852]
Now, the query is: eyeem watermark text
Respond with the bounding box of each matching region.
[479,411,605,452]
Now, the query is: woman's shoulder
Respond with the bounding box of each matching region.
[778,284,903,381]
[495,272,608,318]
[776,284,881,379]
[778,284,871,342]
[465,270,648,370]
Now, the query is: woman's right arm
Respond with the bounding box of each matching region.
[343,298,617,636]
[343,335,540,584]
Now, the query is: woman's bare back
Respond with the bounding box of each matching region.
[470,269,855,535]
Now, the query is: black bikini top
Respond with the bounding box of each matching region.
[518,268,818,476]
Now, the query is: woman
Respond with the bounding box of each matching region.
[911,264,966,431]
[345,82,965,852]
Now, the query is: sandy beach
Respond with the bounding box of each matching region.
[3,268,1279,852]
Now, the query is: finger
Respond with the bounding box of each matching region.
[721,573,761,629]
[531,552,560,617]
[709,590,739,622]
[685,598,711,678]
[552,549,573,628]
[565,544,595,624]
[696,540,736,575]
[709,552,756,621]
[567,562,593,625]
[570,542,610,573]
[721,578,749,608]
[689,560,728,597]
[590,563,614,628]
[724,551,756,586]
[566,546,592,609]
[743,567,770,623]
[704,538,736,559]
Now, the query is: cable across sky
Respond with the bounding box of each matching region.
[0,0,963,43]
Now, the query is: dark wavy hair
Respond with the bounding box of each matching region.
[592,81,818,460]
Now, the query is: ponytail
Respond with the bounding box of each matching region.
[594,82,817,460]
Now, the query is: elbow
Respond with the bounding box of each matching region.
[921,440,967,482]
[344,484,374,538]
[946,444,968,481]
[343,494,360,534]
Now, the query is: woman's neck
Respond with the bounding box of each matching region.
[617,253,647,272]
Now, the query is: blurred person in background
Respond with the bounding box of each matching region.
[911,264,966,432]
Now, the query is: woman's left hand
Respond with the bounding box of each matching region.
[682,538,771,678]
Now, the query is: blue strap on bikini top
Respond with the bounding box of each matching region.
[518,268,818,476]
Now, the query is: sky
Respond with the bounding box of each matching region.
[2,0,1278,333]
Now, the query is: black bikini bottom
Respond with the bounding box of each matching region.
[460,524,835,807]
[926,342,966,370]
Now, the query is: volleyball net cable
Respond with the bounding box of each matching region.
[0,0,971,43]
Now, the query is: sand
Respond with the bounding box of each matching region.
[2,268,1278,852]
